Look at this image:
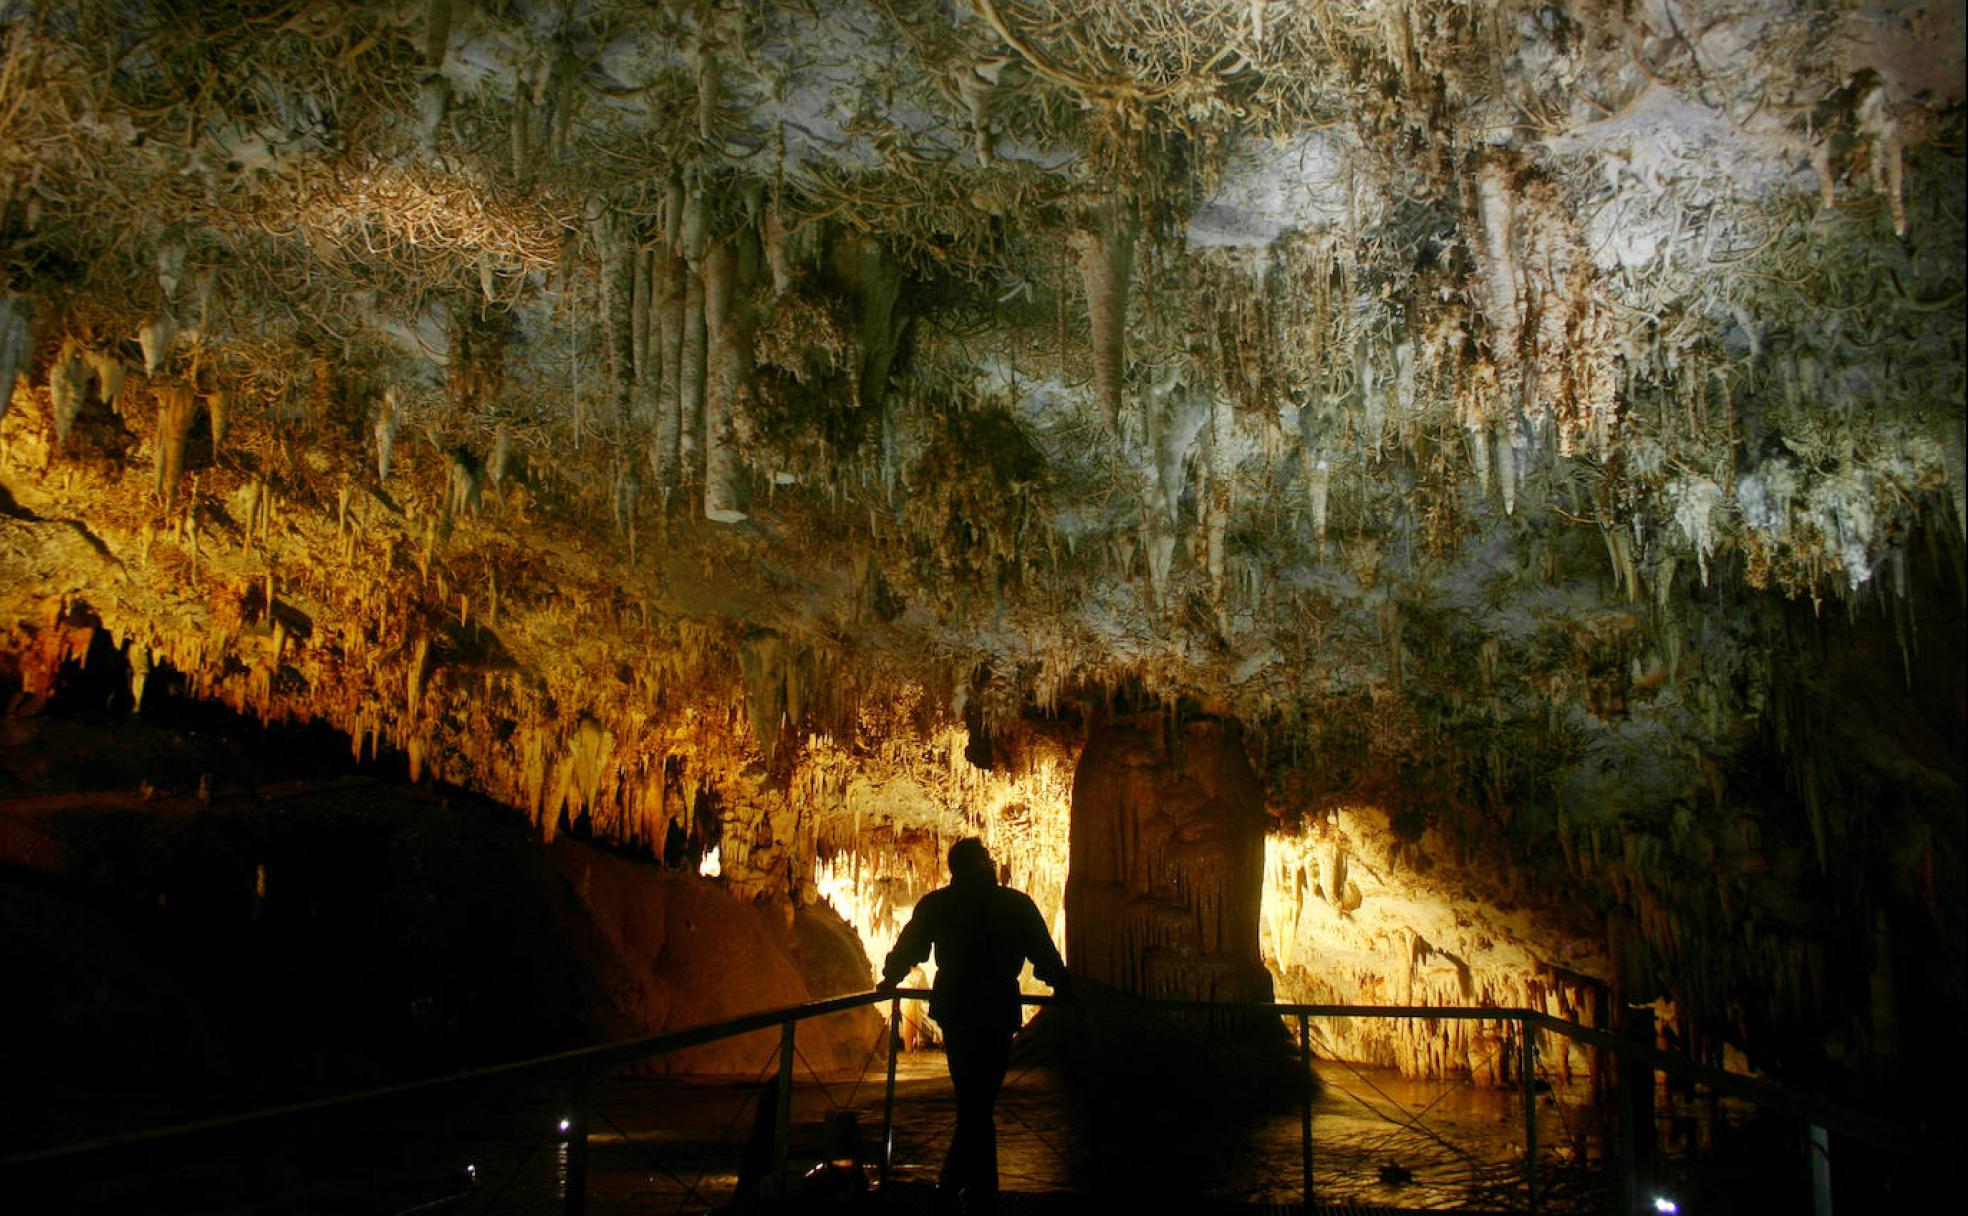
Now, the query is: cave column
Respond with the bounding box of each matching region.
[1064,713,1274,1009]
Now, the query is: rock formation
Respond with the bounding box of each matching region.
[1067,714,1273,1011]
[0,0,1960,1125]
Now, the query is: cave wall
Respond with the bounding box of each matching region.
[1262,807,1608,1084]
[550,837,878,1077]
[0,698,884,1156]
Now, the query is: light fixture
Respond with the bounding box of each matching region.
[1653,1197,1679,1214]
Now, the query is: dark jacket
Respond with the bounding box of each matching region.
[882,873,1068,1033]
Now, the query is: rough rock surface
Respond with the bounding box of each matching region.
[1067,715,1273,1008]
[551,838,878,1076]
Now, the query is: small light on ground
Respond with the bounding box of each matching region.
[1653,1197,1679,1214]
[558,1117,571,1133]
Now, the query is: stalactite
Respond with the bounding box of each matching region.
[1496,417,1517,516]
[612,462,640,558]
[0,295,31,421]
[1307,459,1331,543]
[488,423,511,486]
[49,340,88,444]
[1944,421,1966,540]
[701,240,745,522]
[376,389,408,479]
[153,383,197,506]
[631,237,652,390]
[139,316,176,376]
[416,76,450,149]
[764,187,793,296]
[591,211,635,424]
[444,448,482,520]
[1072,199,1136,431]
[1142,518,1177,606]
[837,233,903,412]
[1473,154,1521,359]
[680,260,707,478]
[128,642,152,711]
[679,175,709,268]
[205,390,228,461]
[653,245,687,488]
[83,348,125,414]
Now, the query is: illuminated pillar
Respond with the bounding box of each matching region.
[1065,713,1274,1009]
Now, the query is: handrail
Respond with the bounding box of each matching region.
[0,988,898,1172]
[4,988,1934,1186]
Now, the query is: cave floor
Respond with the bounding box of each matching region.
[421,1053,1588,1216]
[30,1044,1835,1215]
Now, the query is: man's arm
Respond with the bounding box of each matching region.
[879,891,938,988]
[1016,893,1071,992]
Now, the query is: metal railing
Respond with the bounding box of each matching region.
[3,989,1935,1214]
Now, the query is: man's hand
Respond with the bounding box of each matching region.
[876,976,899,993]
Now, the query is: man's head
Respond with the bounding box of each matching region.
[948,836,995,884]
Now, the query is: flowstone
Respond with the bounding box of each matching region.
[1065,713,1273,1011]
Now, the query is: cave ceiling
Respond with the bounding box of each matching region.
[0,0,1964,1031]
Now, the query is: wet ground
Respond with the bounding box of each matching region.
[28,1041,1929,1214]
[356,1050,1604,1215]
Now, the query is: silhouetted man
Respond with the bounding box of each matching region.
[879,837,1069,1213]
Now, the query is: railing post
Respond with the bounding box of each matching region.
[1617,1050,1638,1216]
[564,1075,589,1216]
[1809,1124,1832,1216]
[880,993,901,1188]
[774,1020,796,1202]
[1298,1012,1314,1211]
[1521,1020,1538,1215]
